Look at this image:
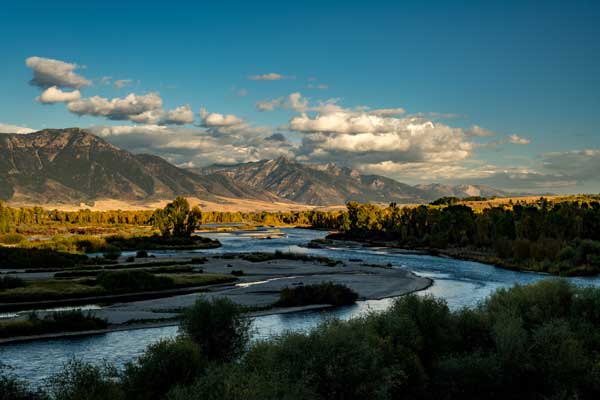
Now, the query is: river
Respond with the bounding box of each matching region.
[3,227,600,387]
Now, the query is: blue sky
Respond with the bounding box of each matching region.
[1,1,599,192]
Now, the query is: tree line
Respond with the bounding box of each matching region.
[323,199,600,275]
[0,201,342,234]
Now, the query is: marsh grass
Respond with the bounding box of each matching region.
[0,310,108,338]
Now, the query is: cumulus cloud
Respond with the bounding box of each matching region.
[465,125,495,137]
[88,123,292,166]
[541,150,600,180]
[367,108,406,117]
[0,123,36,134]
[509,134,531,145]
[67,92,163,121]
[199,108,244,127]
[26,56,91,89]
[256,92,309,113]
[265,133,287,142]
[36,86,81,104]
[248,72,290,81]
[114,79,133,89]
[163,105,195,125]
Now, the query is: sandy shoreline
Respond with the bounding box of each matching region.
[1,254,432,344]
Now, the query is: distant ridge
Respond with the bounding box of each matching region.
[0,128,283,204]
[0,128,512,206]
[196,156,511,205]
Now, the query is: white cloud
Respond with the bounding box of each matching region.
[509,134,531,145]
[307,83,329,90]
[26,56,91,89]
[89,123,291,167]
[256,93,317,113]
[67,92,163,121]
[367,108,406,117]
[163,105,195,125]
[114,79,133,89]
[248,72,288,81]
[237,88,249,97]
[0,123,36,134]
[284,96,475,171]
[465,125,495,137]
[199,108,244,127]
[36,86,81,104]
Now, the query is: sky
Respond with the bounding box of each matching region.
[1,0,599,193]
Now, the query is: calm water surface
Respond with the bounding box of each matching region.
[4,227,600,386]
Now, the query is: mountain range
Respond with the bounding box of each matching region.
[0,128,511,206]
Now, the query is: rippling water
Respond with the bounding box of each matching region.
[3,227,600,387]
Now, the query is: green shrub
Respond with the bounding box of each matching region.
[46,360,123,400]
[122,338,205,400]
[96,270,173,293]
[0,247,88,269]
[0,233,26,245]
[230,270,244,276]
[0,311,107,339]
[276,282,358,307]
[0,275,26,290]
[180,297,250,362]
[102,246,121,260]
[0,374,45,400]
[135,250,148,258]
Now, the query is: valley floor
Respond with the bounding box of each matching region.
[0,253,431,343]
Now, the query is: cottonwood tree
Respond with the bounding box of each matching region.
[151,197,202,238]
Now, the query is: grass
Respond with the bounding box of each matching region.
[276,282,358,307]
[0,275,26,290]
[0,310,108,339]
[241,250,342,267]
[55,265,198,278]
[0,280,105,303]
[0,272,234,304]
[0,247,91,270]
[96,271,174,293]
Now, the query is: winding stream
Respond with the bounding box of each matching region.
[3,227,600,387]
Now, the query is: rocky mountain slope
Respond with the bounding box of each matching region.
[197,157,510,205]
[0,128,280,203]
[0,128,511,206]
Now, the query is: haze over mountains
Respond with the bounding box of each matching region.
[0,128,511,206]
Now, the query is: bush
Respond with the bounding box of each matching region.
[0,247,88,270]
[0,311,107,339]
[96,270,173,293]
[136,250,149,258]
[122,338,205,400]
[0,275,26,290]
[180,297,250,362]
[46,359,123,400]
[0,232,25,245]
[0,374,45,400]
[276,282,358,307]
[102,246,121,260]
[230,270,244,276]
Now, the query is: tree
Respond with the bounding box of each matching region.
[180,297,250,362]
[151,197,202,238]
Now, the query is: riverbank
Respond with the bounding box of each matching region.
[0,252,432,343]
[310,234,599,277]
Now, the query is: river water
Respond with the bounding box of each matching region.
[3,227,600,386]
